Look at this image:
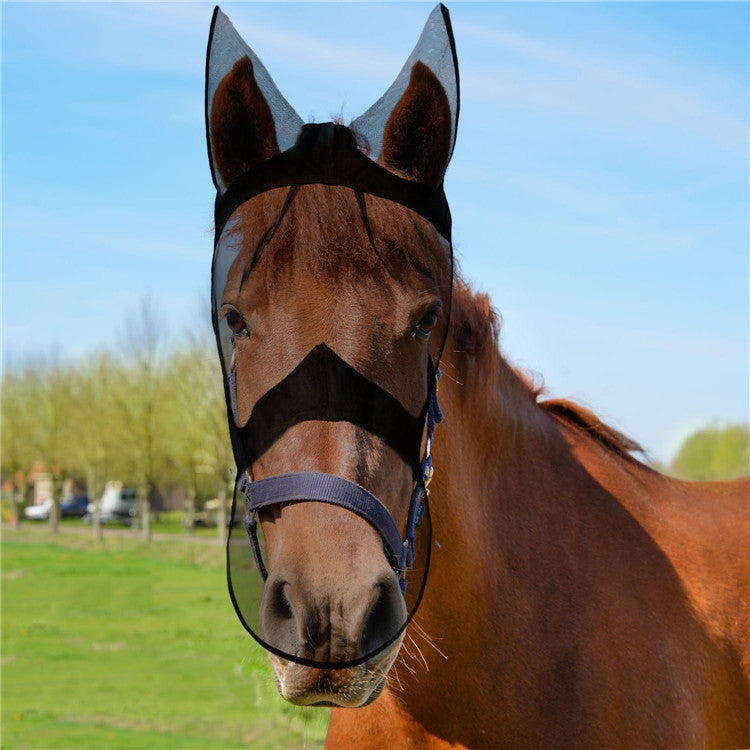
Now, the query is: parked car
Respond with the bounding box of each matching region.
[61,495,89,518]
[84,483,138,525]
[23,498,53,520]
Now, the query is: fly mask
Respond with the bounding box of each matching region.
[207,4,459,668]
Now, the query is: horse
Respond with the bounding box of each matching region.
[207,12,750,750]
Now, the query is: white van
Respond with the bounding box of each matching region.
[86,482,138,525]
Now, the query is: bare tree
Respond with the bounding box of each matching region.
[1,366,35,526]
[119,295,170,542]
[68,352,125,541]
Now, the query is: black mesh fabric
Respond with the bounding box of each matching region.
[206,4,458,668]
[227,491,433,669]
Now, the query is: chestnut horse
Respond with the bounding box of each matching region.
[211,47,750,750]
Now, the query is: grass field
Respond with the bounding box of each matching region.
[1,525,330,749]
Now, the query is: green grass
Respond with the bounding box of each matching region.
[1,527,329,749]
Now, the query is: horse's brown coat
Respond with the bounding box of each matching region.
[211,57,279,186]
[210,50,750,750]
[326,286,750,749]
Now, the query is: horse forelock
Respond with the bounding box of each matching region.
[229,184,449,288]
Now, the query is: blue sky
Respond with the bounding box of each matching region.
[2,2,748,464]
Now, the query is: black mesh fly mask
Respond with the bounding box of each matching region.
[206,4,459,669]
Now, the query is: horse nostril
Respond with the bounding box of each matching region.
[261,575,300,655]
[260,570,407,662]
[268,578,294,623]
[359,576,407,657]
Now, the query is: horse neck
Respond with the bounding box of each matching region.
[430,339,561,585]
[388,336,597,727]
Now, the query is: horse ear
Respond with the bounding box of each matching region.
[210,56,279,187]
[378,61,452,187]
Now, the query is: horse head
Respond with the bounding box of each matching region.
[206,6,457,707]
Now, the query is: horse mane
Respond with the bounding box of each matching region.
[449,278,501,358]
[539,399,645,460]
[448,280,647,464]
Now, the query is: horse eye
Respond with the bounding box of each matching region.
[225,310,247,335]
[413,311,438,340]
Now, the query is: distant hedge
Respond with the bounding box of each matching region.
[670,424,749,481]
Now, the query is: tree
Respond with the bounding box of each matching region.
[168,332,234,542]
[117,296,171,541]
[670,424,749,481]
[2,297,236,542]
[67,352,126,541]
[22,359,76,534]
[1,366,36,524]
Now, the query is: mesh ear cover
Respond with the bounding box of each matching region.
[352,4,459,164]
[206,7,304,193]
[206,4,459,193]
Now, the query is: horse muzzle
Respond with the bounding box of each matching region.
[258,499,408,664]
[269,647,400,708]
